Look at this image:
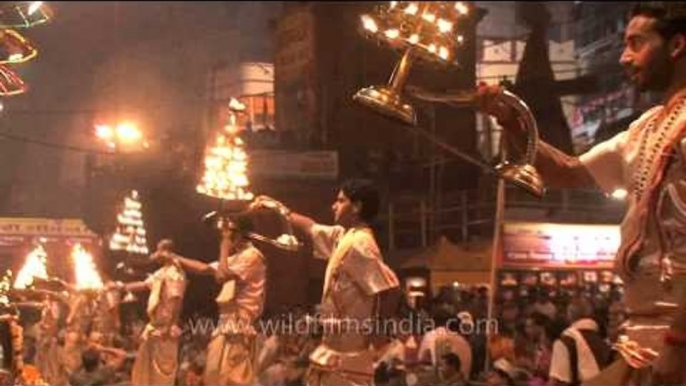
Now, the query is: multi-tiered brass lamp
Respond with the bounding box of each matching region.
[354,1,545,197]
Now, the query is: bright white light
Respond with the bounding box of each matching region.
[438,46,450,60]
[408,34,420,44]
[72,244,103,290]
[361,15,378,33]
[455,2,469,15]
[384,29,400,39]
[228,97,246,112]
[437,19,453,33]
[428,44,437,53]
[421,12,436,23]
[404,3,418,15]
[611,188,627,200]
[14,245,48,289]
[28,1,43,16]
[95,124,114,140]
[8,53,23,62]
[115,122,142,143]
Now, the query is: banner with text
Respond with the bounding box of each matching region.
[502,222,619,268]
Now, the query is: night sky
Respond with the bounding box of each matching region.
[0,2,282,217]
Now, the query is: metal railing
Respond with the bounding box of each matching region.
[378,186,625,251]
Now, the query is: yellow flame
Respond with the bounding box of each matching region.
[14,245,48,289]
[72,244,103,291]
[228,98,246,112]
[197,131,254,201]
[438,46,450,60]
[0,271,13,306]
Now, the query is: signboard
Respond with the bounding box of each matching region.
[249,150,338,180]
[274,6,318,136]
[0,218,102,280]
[275,7,315,83]
[0,218,98,239]
[502,222,619,268]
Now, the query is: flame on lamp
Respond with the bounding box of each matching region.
[358,1,471,66]
[196,134,254,201]
[228,97,247,112]
[71,244,103,291]
[14,245,48,289]
[0,270,12,306]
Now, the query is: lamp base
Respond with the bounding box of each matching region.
[353,85,416,126]
[495,162,545,198]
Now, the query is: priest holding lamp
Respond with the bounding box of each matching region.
[109,240,187,386]
[154,213,267,386]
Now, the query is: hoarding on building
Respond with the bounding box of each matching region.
[0,218,99,245]
[0,218,102,282]
[502,222,619,268]
[274,6,317,137]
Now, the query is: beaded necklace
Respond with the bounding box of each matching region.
[632,98,686,200]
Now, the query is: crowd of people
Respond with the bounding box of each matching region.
[8,284,626,386]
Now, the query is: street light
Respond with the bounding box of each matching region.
[94,121,149,152]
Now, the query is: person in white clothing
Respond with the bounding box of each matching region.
[478,3,686,383]
[549,299,611,385]
[418,308,472,381]
[160,214,267,386]
[252,179,400,386]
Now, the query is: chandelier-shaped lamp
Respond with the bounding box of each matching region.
[354,1,545,197]
[197,98,255,202]
[0,63,26,96]
[109,190,149,255]
[0,29,37,64]
[0,1,52,29]
[356,1,470,125]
